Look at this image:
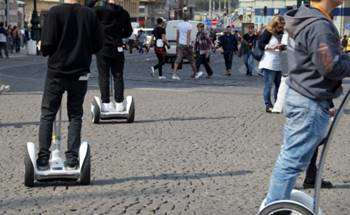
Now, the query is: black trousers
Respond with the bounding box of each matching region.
[0,42,9,58]
[196,53,213,76]
[223,51,234,70]
[38,75,88,160]
[154,52,166,76]
[96,54,125,103]
[305,148,318,182]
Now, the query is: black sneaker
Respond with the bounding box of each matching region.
[303,179,333,189]
[64,157,79,170]
[36,157,49,170]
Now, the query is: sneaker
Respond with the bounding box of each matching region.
[115,101,125,112]
[265,106,273,113]
[195,71,204,79]
[101,102,114,112]
[150,66,155,77]
[303,179,333,189]
[36,157,49,171]
[172,74,181,80]
[64,157,79,170]
[158,76,166,80]
[0,85,10,94]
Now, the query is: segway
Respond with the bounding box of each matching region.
[24,103,91,187]
[91,76,135,123]
[258,89,350,215]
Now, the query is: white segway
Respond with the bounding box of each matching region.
[91,76,135,124]
[24,103,91,187]
[258,89,350,215]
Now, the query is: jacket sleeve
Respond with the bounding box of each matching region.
[121,10,133,39]
[258,30,271,50]
[309,21,350,80]
[218,35,224,47]
[91,12,104,54]
[40,8,58,57]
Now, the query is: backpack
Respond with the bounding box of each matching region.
[252,30,272,61]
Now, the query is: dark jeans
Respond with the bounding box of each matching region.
[223,51,234,70]
[262,68,282,108]
[154,52,166,76]
[0,42,8,58]
[196,53,213,76]
[243,51,254,75]
[38,75,88,160]
[305,148,318,182]
[96,54,125,103]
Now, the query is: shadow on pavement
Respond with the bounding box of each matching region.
[97,115,236,124]
[93,170,253,186]
[0,121,68,128]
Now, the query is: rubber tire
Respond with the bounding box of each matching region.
[258,202,314,215]
[80,145,91,185]
[24,150,34,187]
[127,99,135,123]
[91,101,100,124]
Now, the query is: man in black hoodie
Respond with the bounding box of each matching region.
[88,0,133,112]
[37,0,103,170]
[264,0,350,205]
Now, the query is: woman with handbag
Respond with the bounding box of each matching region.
[150,18,169,80]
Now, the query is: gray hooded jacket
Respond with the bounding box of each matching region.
[285,5,350,100]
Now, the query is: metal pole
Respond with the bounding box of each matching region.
[31,0,40,41]
[209,0,212,18]
[5,0,9,26]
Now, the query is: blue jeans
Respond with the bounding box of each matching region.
[263,69,282,108]
[266,87,330,204]
[243,51,255,75]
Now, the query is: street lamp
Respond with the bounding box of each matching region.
[30,0,40,41]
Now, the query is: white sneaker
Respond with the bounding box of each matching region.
[0,85,10,94]
[195,71,204,79]
[150,66,155,77]
[158,76,166,80]
[115,102,125,112]
[101,102,114,112]
[172,74,181,80]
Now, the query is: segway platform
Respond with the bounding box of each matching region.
[91,96,135,123]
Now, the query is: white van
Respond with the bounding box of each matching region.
[165,20,200,63]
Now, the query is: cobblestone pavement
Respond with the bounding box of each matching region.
[0,52,350,214]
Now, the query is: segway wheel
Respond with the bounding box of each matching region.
[91,102,100,124]
[80,145,91,185]
[258,202,313,215]
[127,99,135,123]
[24,150,34,187]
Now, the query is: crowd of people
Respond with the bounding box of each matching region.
[0,22,29,59]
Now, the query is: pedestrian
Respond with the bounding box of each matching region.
[172,14,198,80]
[7,25,13,54]
[36,0,103,170]
[194,23,213,79]
[150,18,169,80]
[0,22,9,59]
[128,33,137,54]
[137,30,147,54]
[88,0,133,112]
[257,15,285,113]
[242,25,257,76]
[12,26,20,53]
[264,0,350,205]
[217,26,238,76]
[341,35,348,51]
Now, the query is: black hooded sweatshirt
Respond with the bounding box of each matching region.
[41,3,103,78]
[88,1,133,57]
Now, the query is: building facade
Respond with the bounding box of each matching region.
[0,0,20,26]
[239,0,350,35]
